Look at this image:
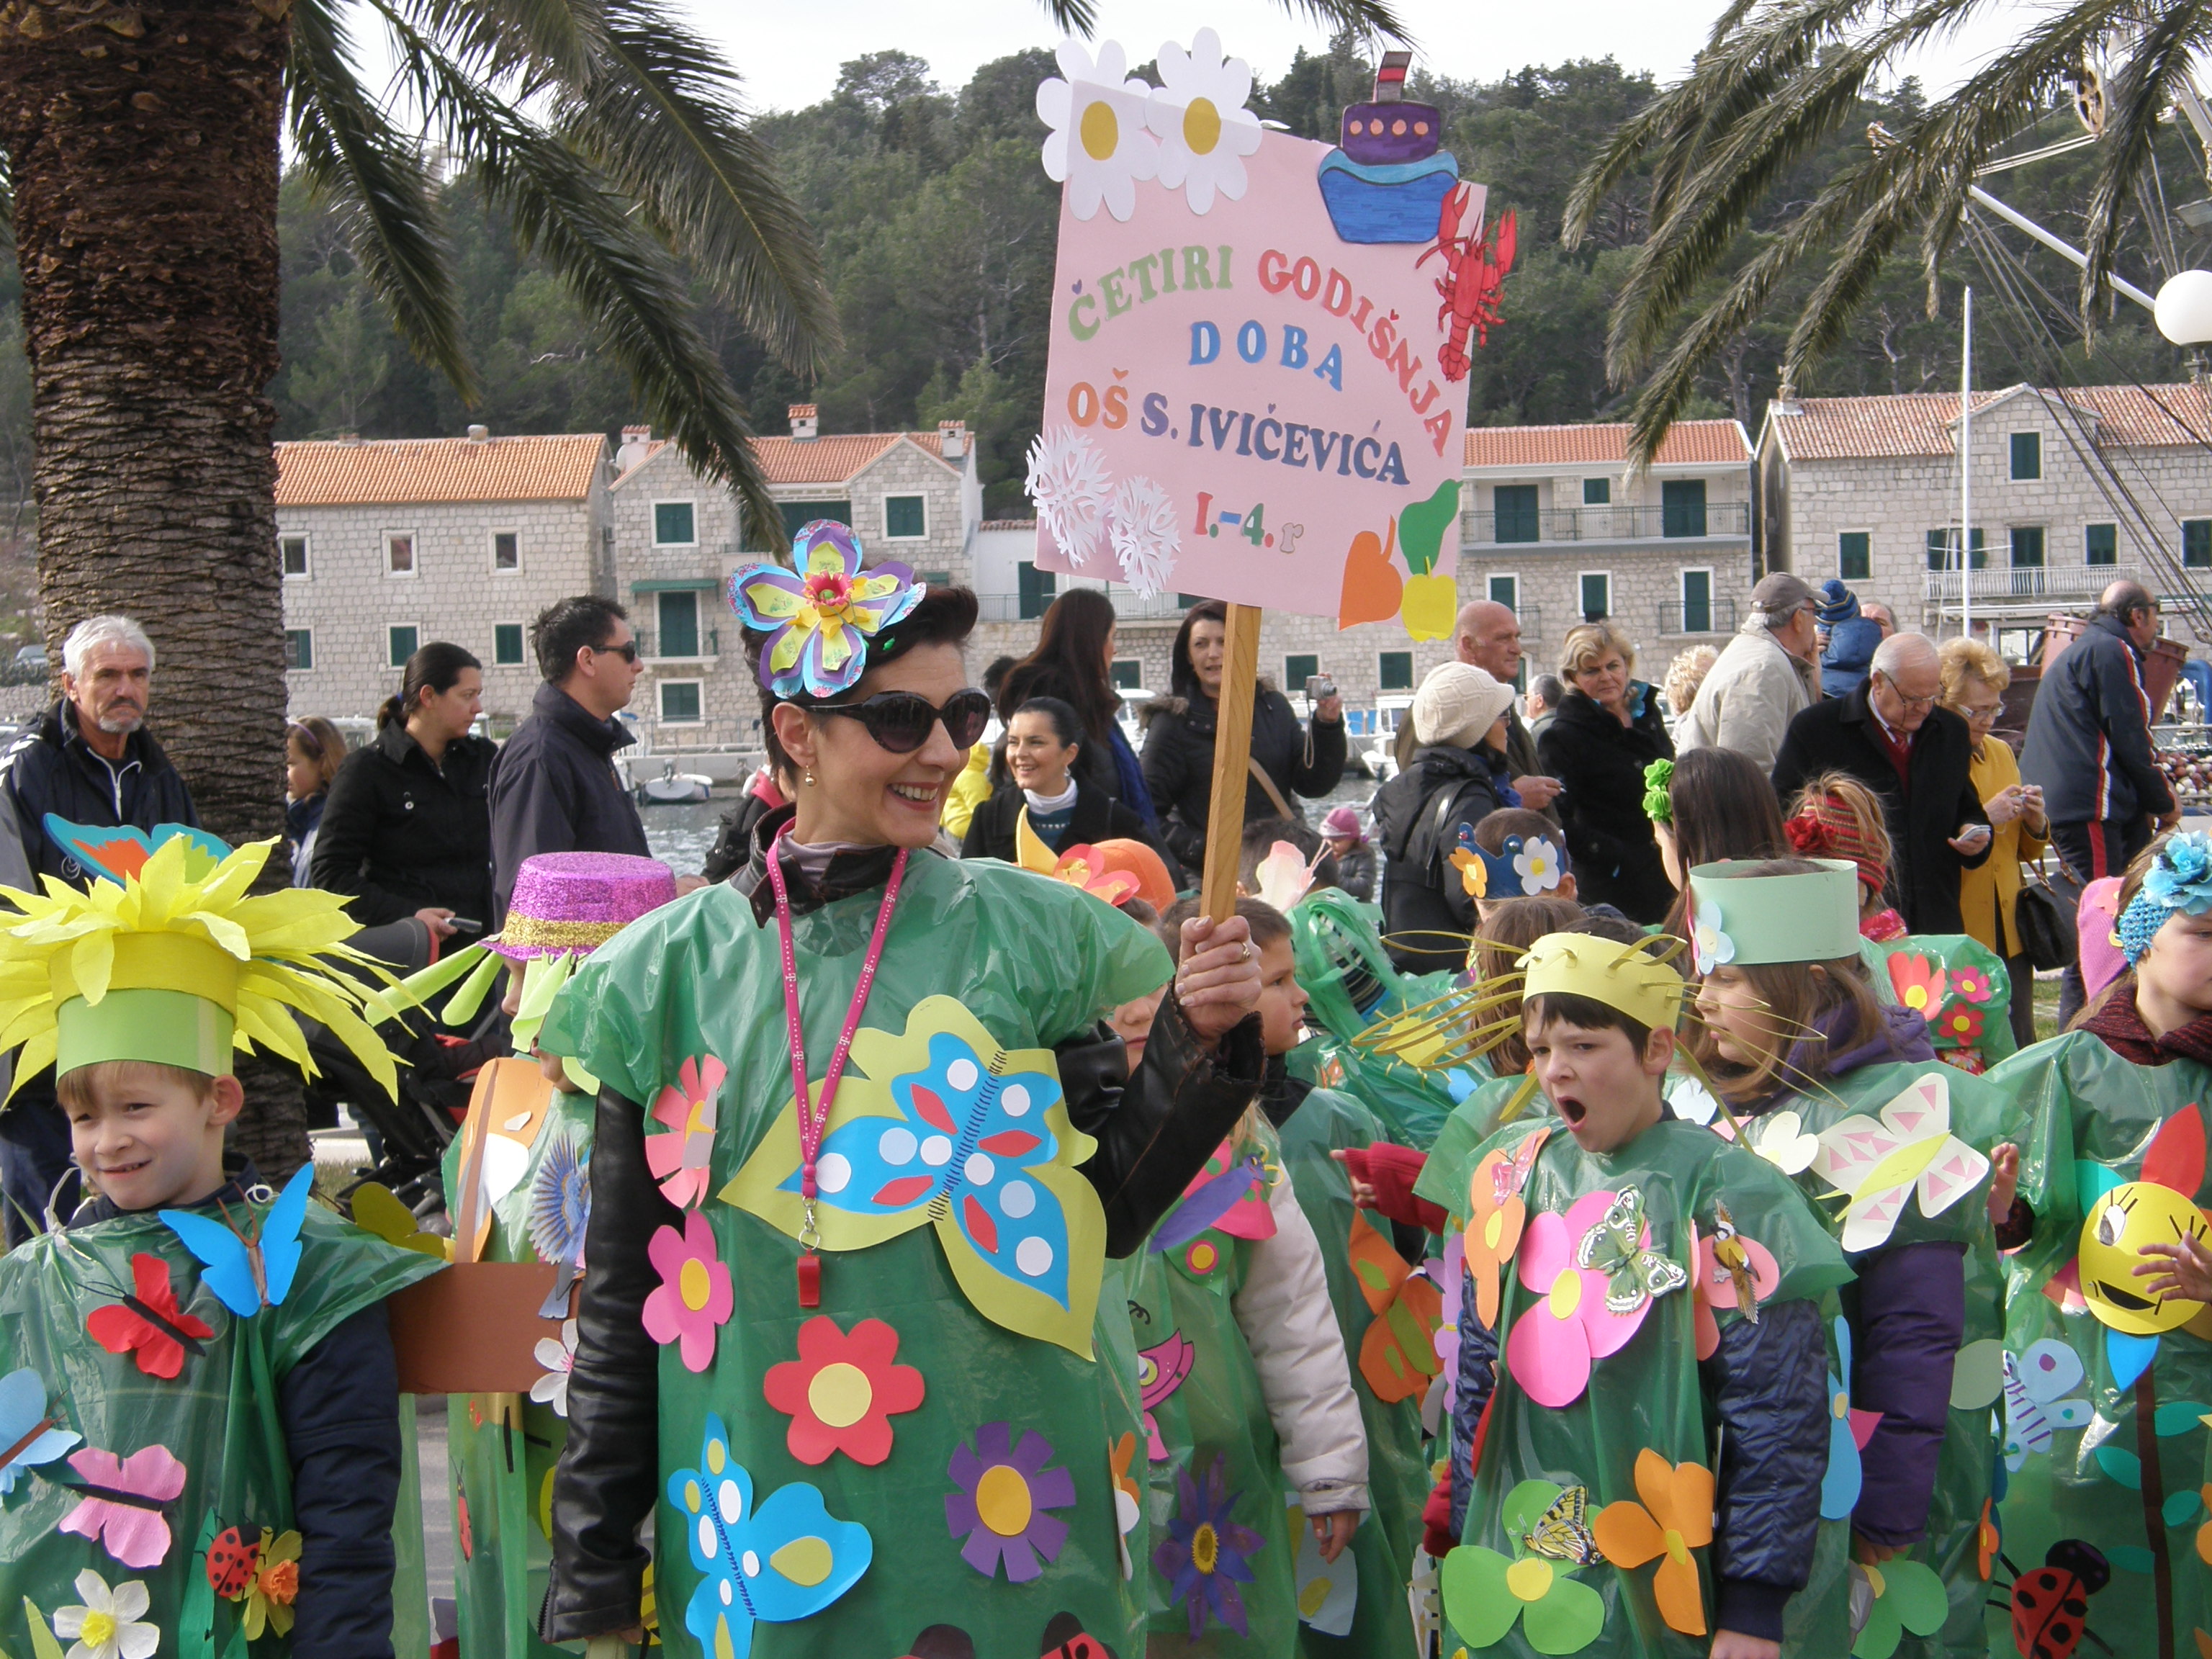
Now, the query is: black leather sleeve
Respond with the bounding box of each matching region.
[1062,994,1264,1257]
[1702,1296,1830,1640]
[541,1087,682,1642]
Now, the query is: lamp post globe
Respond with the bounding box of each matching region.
[2155,269,2212,346]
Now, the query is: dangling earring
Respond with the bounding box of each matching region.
[804,768,817,787]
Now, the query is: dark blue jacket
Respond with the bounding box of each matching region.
[0,702,197,885]
[2020,610,2177,827]
[486,683,649,922]
[1819,614,1883,698]
[68,1163,403,1659]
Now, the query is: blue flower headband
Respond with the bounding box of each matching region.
[728,519,924,698]
[2119,831,2212,965]
[1448,824,1568,902]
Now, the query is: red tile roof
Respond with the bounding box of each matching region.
[1766,382,2212,460]
[276,435,607,505]
[1462,419,1751,469]
[606,431,959,490]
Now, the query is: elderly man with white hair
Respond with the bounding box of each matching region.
[1771,629,1992,934]
[1676,570,1826,773]
[0,614,198,1240]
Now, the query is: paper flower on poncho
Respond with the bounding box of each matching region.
[1744,1108,1818,1175]
[53,1568,159,1659]
[729,519,922,698]
[1464,1131,1546,1329]
[239,1530,301,1640]
[1593,1450,1714,1635]
[1505,1188,1682,1408]
[531,1319,578,1417]
[1850,1557,1949,1658]
[647,1055,725,1209]
[1950,965,1994,1004]
[1934,1004,1985,1046]
[1887,953,1946,1017]
[1154,1452,1264,1637]
[945,1422,1076,1581]
[0,828,405,1098]
[763,1315,925,1467]
[1439,1479,1606,1654]
[642,1211,732,1372]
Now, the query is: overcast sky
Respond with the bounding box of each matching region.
[669,0,2026,114]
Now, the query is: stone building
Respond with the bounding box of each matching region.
[603,408,980,749]
[276,430,611,729]
[1757,383,2212,657]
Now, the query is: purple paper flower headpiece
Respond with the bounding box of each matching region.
[728,519,925,698]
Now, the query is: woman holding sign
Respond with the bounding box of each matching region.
[1143,598,1347,870]
[536,523,1267,1659]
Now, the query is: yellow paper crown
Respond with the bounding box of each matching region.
[0,834,406,1094]
[1519,932,1688,1032]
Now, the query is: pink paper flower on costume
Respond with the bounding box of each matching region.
[647,1056,726,1208]
[642,1212,733,1372]
[1949,966,1995,1004]
[1504,1190,1653,1408]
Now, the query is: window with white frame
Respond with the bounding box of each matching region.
[884,495,927,539]
[1679,568,1714,633]
[387,624,419,667]
[659,679,703,724]
[280,534,310,577]
[1487,573,1519,611]
[1111,658,1143,691]
[385,531,417,576]
[1578,572,1611,621]
[491,530,519,571]
[653,501,698,547]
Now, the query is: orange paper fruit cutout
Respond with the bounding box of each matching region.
[1465,1131,1548,1329]
[1593,1449,1715,1636]
[1349,1210,1444,1403]
[1336,522,1403,629]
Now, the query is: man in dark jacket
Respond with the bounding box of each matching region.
[1392,600,1560,824]
[1372,663,1519,975]
[487,596,652,921]
[0,614,199,1240]
[1771,632,1992,933]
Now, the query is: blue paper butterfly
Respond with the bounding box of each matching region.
[666,1413,871,1658]
[43,815,232,886]
[781,1030,1074,1310]
[1820,1316,1882,1520]
[160,1161,315,1318]
[0,1367,78,1496]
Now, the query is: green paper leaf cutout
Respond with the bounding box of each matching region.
[2163,1488,2203,1528]
[2095,1445,2143,1489]
[2076,1159,2124,1213]
[1520,1573,1605,1655]
[1440,1545,1521,1647]
[1949,1339,2007,1411]
[1502,1480,1565,1542]
[2156,1400,2211,1437]
[1851,1601,1903,1659]
[19,1601,61,1659]
[1881,1560,1950,1635]
[1397,480,1460,577]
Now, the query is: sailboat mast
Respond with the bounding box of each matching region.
[1961,285,1974,641]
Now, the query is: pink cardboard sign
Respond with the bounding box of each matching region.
[1030,35,1485,635]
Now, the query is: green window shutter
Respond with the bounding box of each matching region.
[1285,654,1320,688]
[2010,526,2045,568]
[653,502,696,545]
[1018,562,1056,620]
[2010,432,2041,480]
[493,624,524,666]
[1661,480,1707,537]
[1579,572,1611,620]
[781,500,853,544]
[1493,485,1539,542]
[1378,652,1413,691]
[1681,570,1712,633]
[1487,575,1518,610]
[1838,532,1870,580]
[387,625,418,667]
[885,495,926,538]
[1582,477,1610,505]
[2086,523,2118,566]
[660,681,702,722]
[2185,521,2212,568]
[284,630,313,670]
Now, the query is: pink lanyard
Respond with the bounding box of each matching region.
[763,828,907,1306]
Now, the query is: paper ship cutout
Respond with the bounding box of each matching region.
[1317,52,1463,244]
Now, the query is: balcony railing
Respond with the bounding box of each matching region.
[1657,599,1739,637]
[977,583,1190,624]
[1922,564,2136,603]
[1462,501,1752,547]
[635,626,719,661]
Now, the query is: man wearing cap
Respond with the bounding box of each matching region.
[1391,600,1561,823]
[1370,662,1520,974]
[1676,571,1825,773]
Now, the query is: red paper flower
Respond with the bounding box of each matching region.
[762,1314,925,1465]
[1935,1004,1985,1046]
[1887,953,1945,1015]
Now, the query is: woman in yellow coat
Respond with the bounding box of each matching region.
[1938,637,2049,1047]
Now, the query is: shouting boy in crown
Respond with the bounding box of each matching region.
[0,821,443,1657]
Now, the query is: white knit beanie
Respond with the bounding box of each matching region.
[1411,662,1516,749]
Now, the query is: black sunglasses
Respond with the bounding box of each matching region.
[591,639,640,664]
[815,688,992,755]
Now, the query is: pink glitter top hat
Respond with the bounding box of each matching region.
[488,852,676,961]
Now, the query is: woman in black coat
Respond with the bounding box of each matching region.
[962,696,1163,866]
[310,641,498,940]
[1141,598,1347,869]
[1537,621,1676,924]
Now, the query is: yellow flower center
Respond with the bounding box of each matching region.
[807,1362,874,1429]
[1483,1211,1504,1251]
[1548,1269,1583,1319]
[1193,1521,1220,1575]
[1079,99,1120,161]
[1833,1390,1849,1420]
[679,1257,712,1311]
[1183,97,1222,155]
[1863,1562,1887,1599]
[1505,1557,1555,1601]
[81,1611,117,1647]
[976,1465,1033,1538]
[1663,1529,1689,1566]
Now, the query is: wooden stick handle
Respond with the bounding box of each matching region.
[1200,603,1264,923]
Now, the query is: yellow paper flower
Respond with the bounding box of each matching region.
[240,1530,301,1640]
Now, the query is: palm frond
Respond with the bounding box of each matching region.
[1037,0,1098,35]
[289,0,472,397]
[2080,4,2211,327]
[387,0,607,89]
[557,0,838,379]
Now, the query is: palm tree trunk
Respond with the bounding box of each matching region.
[0,0,310,1178]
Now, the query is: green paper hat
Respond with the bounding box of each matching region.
[1685,858,1860,971]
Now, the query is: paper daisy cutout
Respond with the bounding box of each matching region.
[53,1569,158,1659]
[1513,837,1563,895]
[1027,427,1112,569]
[1155,1453,1264,1637]
[945,1422,1076,1581]
[1036,40,1159,221]
[1108,475,1181,596]
[1146,29,1262,214]
[641,1211,732,1372]
[531,1318,578,1418]
[763,1315,925,1467]
[647,1054,725,1209]
[1690,900,1735,976]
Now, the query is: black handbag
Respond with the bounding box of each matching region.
[2013,854,2083,971]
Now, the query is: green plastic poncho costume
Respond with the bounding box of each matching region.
[1979,831,2212,1659]
[410,850,680,1659]
[1686,859,2021,1659]
[0,826,444,1658]
[1439,932,1853,1659]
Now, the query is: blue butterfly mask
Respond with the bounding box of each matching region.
[160,1161,315,1318]
[42,816,232,886]
[725,995,1108,1356]
[666,1413,871,1658]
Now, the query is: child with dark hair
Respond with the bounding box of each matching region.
[1465,808,1577,921]
[1240,816,1342,896]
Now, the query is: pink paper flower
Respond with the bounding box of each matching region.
[642,1212,732,1372]
[1948,966,1994,1004]
[647,1056,726,1208]
[1504,1190,1653,1408]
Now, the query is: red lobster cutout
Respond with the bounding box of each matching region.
[1419,184,1516,382]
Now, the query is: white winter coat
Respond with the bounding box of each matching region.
[1675,620,1822,773]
